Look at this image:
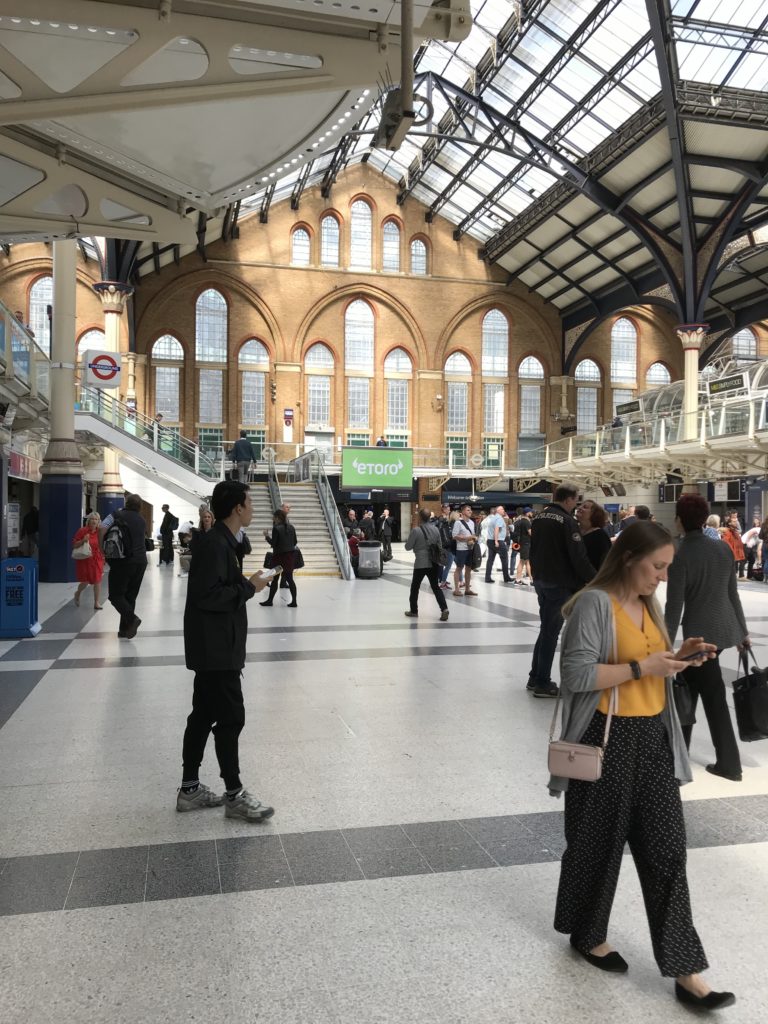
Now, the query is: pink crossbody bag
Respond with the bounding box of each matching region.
[548,686,617,782]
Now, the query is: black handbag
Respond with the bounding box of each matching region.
[263,551,274,569]
[672,675,696,727]
[293,547,305,569]
[144,537,155,552]
[471,541,483,571]
[733,648,768,741]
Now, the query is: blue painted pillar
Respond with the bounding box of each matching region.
[39,240,84,583]
[97,491,124,519]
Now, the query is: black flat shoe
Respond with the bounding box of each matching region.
[259,601,273,607]
[675,982,735,1010]
[705,764,742,782]
[570,938,628,974]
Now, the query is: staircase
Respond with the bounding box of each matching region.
[242,481,341,577]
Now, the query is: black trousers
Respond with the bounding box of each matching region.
[746,547,758,578]
[182,670,245,791]
[159,531,174,565]
[381,536,392,560]
[485,540,511,581]
[409,565,447,613]
[107,561,146,631]
[555,713,707,977]
[682,655,741,777]
[529,583,572,686]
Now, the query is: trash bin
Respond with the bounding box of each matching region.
[357,540,383,579]
[0,557,42,638]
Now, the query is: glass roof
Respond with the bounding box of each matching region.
[241,0,768,246]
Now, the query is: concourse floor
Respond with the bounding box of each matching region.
[1,548,768,1023]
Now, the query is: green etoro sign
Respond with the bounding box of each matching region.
[341,446,414,489]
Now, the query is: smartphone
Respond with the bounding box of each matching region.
[680,650,708,662]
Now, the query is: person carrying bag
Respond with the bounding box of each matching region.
[733,647,768,741]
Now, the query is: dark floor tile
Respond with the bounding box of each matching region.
[726,794,768,823]
[0,638,72,662]
[0,852,78,916]
[515,810,565,839]
[684,823,730,850]
[683,799,768,843]
[0,670,47,730]
[402,820,474,848]
[341,825,413,855]
[65,845,148,910]
[280,829,347,859]
[42,604,98,634]
[354,846,432,880]
[145,840,219,902]
[458,815,534,844]
[419,843,495,873]
[287,851,364,887]
[482,836,560,867]
[216,835,293,893]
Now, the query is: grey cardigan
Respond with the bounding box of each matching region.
[405,522,441,568]
[665,530,748,651]
[549,588,691,796]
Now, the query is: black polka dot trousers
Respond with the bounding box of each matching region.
[554,711,708,977]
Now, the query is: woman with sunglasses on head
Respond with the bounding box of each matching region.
[551,521,734,1011]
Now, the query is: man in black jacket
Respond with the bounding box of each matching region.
[527,483,595,698]
[177,479,274,822]
[101,494,148,639]
[379,508,395,560]
[229,430,258,482]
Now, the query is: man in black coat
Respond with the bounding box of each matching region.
[379,508,395,560]
[177,479,275,823]
[158,503,178,566]
[101,494,148,639]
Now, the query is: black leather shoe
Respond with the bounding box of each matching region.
[570,939,628,974]
[705,764,742,782]
[404,610,418,617]
[123,616,141,639]
[259,601,273,607]
[675,982,735,1010]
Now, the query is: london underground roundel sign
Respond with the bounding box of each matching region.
[84,350,122,390]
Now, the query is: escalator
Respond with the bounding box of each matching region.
[74,386,224,502]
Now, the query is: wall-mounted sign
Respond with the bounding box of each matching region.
[9,451,42,483]
[714,481,728,502]
[83,350,121,389]
[616,400,641,415]
[341,446,413,489]
[708,373,748,397]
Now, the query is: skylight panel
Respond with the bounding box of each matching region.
[528,86,579,127]
[676,41,734,85]
[581,5,649,69]
[564,114,614,153]
[539,0,595,38]
[589,90,643,129]
[726,51,768,92]
[516,23,565,74]
[621,54,661,98]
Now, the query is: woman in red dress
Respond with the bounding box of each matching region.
[72,512,106,609]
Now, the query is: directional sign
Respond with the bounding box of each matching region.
[341,446,413,489]
[84,350,122,390]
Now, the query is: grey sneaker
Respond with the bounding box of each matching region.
[224,789,275,822]
[176,783,224,812]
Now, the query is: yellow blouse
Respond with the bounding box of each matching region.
[597,598,666,717]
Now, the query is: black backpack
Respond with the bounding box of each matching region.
[420,525,446,567]
[103,512,133,560]
[169,515,179,531]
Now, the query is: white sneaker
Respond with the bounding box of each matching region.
[224,789,275,822]
[176,783,223,812]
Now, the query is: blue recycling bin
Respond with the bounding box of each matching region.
[0,558,42,638]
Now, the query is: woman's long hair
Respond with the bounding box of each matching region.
[562,521,674,647]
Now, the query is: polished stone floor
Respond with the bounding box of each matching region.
[1,548,767,1022]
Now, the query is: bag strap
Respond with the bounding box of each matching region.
[549,685,617,747]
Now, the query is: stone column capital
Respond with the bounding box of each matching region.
[675,323,709,351]
[92,281,134,315]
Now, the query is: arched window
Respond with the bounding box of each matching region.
[151,334,183,422]
[384,347,412,373]
[28,275,52,356]
[610,317,637,383]
[574,358,601,382]
[239,339,269,427]
[291,227,311,266]
[646,362,671,388]
[320,215,339,267]
[518,356,545,379]
[445,351,472,375]
[350,199,372,270]
[519,356,544,437]
[305,342,335,368]
[239,339,269,366]
[482,309,508,376]
[77,329,106,360]
[152,334,184,360]
[410,238,427,276]
[382,221,401,272]
[575,359,601,434]
[195,288,227,362]
[344,299,374,371]
[732,327,757,361]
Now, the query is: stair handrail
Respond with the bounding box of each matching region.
[288,448,352,580]
[265,447,282,512]
[75,383,220,481]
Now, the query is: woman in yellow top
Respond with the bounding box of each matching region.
[553,521,735,1011]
